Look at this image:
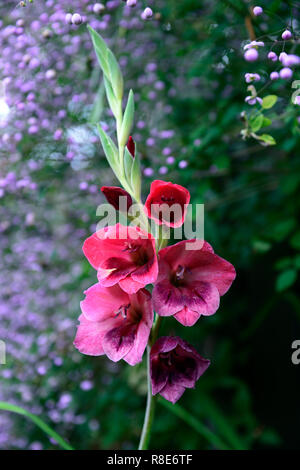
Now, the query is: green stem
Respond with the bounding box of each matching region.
[138,346,156,450]
[138,315,162,450]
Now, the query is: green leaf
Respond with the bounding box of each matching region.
[131,153,141,199]
[276,269,297,292]
[103,76,119,117]
[87,25,110,78]
[89,82,105,124]
[0,401,74,450]
[107,49,123,101]
[275,257,292,270]
[262,95,278,109]
[97,124,119,176]
[253,239,271,253]
[294,255,300,269]
[250,114,264,132]
[258,134,276,145]
[124,146,134,184]
[291,231,300,250]
[270,218,296,242]
[262,116,272,127]
[120,90,135,146]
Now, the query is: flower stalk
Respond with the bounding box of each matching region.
[138,346,156,450]
[75,25,236,451]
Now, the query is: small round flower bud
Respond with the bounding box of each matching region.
[279,67,293,79]
[294,96,300,106]
[268,51,277,61]
[42,29,52,39]
[93,3,105,14]
[282,30,292,40]
[65,13,72,24]
[126,0,137,7]
[141,7,153,20]
[270,71,279,80]
[282,54,300,67]
[244,48,259,62]
[45,69,56,79]
[253,6,263,16]
[179,160,188,169]
[72,13,83,25]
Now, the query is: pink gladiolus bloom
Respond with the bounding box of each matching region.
[144,180,190,228]
[153,240,236,326]
[74,284,153,365]
[150,336,210,403]
[83,224,158,294]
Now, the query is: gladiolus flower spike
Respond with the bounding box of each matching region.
[74,27,236,449]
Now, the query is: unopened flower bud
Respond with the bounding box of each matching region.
[72,13,83,25]
[45,69,56,80]
[268,51,277,61]
[253,6,263,16]
[141,7,153,20]
[270,71,279,80]
[244,48,259,62]
[294,96,300,106]
[65,13,72,24]
[101,186,133,212]
[126,136,135,157]
[282,30,292,40]
[279,67,293,79]
[127,0,137,7]
[93,3,105,14]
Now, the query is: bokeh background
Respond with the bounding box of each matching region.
[1,0,300,450]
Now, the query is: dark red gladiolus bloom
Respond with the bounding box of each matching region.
[101,186,133,211]
[150,336,210,403]
[144,180,190,228]
[83,223,158,294]
[74,284,153,365]
[153,240,236,326]
[127,136,135,157]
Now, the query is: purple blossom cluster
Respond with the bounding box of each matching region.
[0,0,188,193]
[242,6,300,113]
[0,0,193,449]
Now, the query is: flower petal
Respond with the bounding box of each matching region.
[74,314,117,356]
[173,307,200,327]
[102,323,136,362]
[80,283,129,322]
[160,383,186,404]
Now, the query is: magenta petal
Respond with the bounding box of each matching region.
[74,314,116,356]
[191,253,236,296]
[174,307,200,327]
[80,283,129,322]
[124,321,151,366]
[181,281,220,318]
[152,280,185,317]
[151,336,179,356]
[118,276,145,294]
[160,383,186,404]
[150,336,210,404]
[102,323,136,362]
[131,258,158,286]
[150,357,169,395]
